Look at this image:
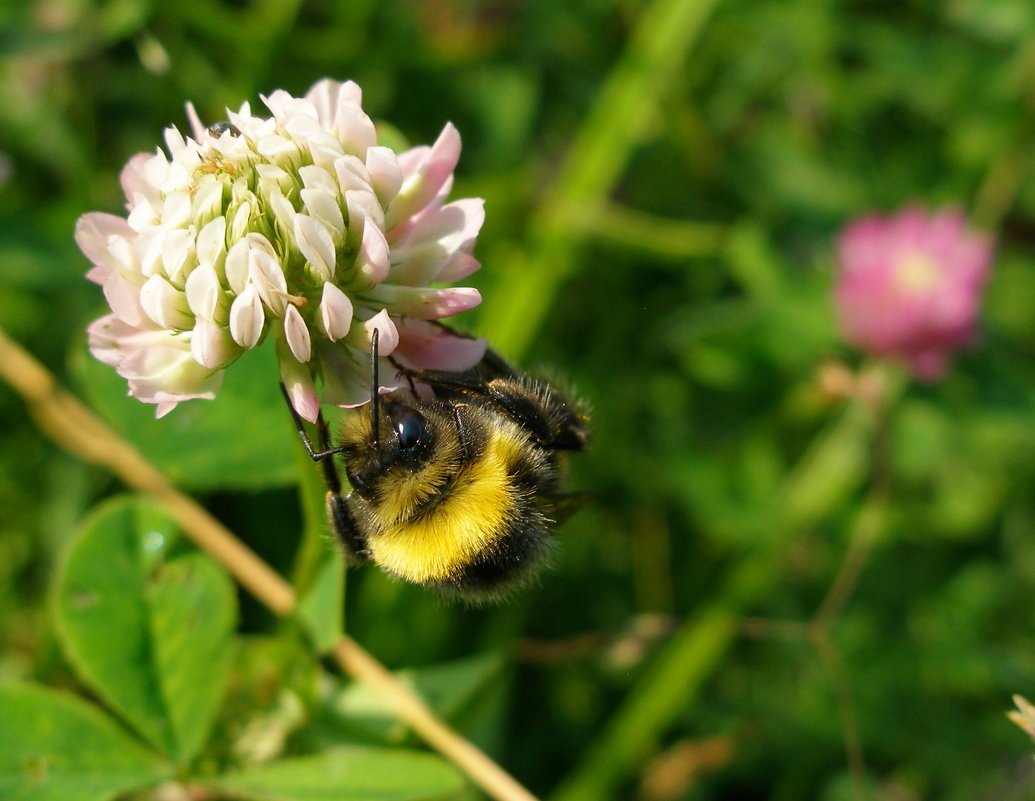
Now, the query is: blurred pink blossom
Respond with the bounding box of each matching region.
[835,206,993,381]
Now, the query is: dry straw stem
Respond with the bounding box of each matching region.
[0,327,538,801]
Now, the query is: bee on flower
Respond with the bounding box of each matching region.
[77,78,487,422]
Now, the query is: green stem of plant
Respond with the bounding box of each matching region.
[565,202,729,261]
[549,369,901,801]
[288,417,339,593]
[548,555,767,801]
[480,0,723,360]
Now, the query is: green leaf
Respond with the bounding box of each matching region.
[0,682,167,801]
[478,0,724,359]
[296,547,345,654]
[325,654,507,746]
[214,746,468,801]
[75,339,297,491]
[779,395,882,533]
[147,553,238,760]
[53,496,237,765]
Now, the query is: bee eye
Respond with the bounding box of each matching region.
[390,406,428,451]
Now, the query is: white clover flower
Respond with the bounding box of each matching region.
[77,78,486,421]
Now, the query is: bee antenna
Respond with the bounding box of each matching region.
[370,327,380,446]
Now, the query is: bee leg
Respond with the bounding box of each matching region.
[412,324,518,379]
[395,368,493,397]
[326,492,371,563]
[404,371,586,452]
[280,384,350,462]
[280,383,370,562]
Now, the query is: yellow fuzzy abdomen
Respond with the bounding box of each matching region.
[370,428,522,584]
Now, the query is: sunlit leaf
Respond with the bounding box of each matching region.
[324,653,507,745]
[53,496,236,765]
[0,682,167,801]
[296,546,345,654]
[214,746,468,801]
[75,340,296,491]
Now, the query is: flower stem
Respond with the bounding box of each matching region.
[0,327,538,801]
[548,384,889,801]
[563,201,728,261]
[479,0,723,360]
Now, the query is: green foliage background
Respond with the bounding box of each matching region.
[4,0,1035,799]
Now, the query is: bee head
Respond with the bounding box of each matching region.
[342,399,437,498]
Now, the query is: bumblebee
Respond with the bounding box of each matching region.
[286,330,589,600]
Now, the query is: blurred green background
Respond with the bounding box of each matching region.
[5,0,1035,799]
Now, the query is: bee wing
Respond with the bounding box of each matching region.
[468,344,517,380]
[538,491,593,526]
